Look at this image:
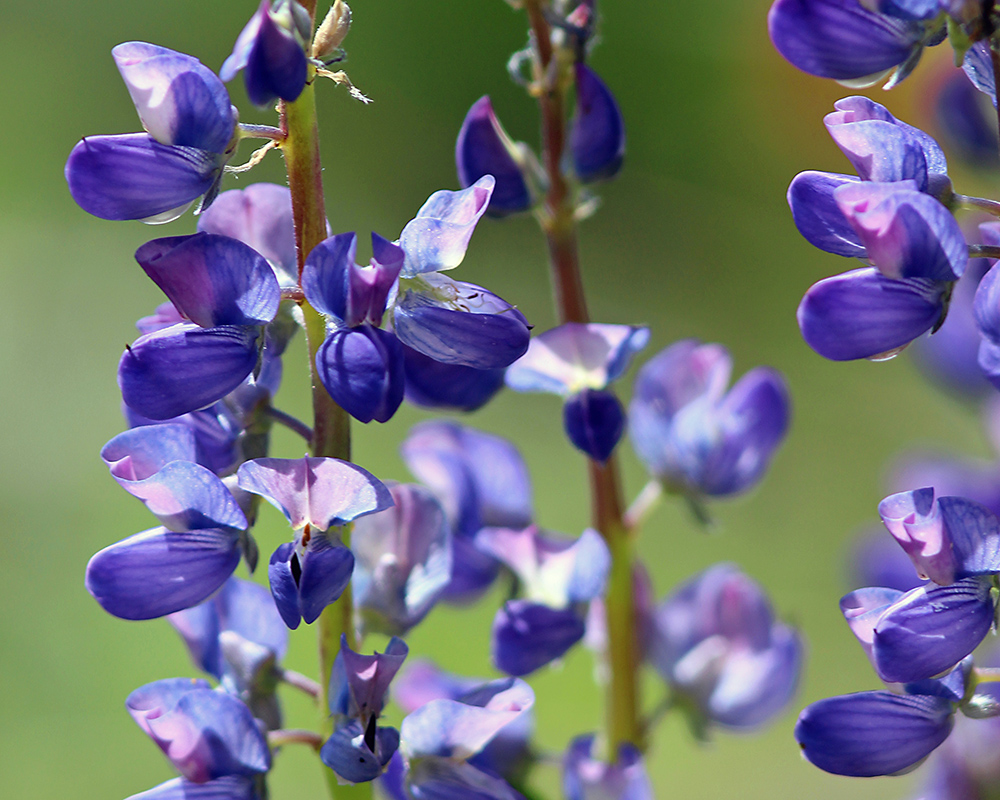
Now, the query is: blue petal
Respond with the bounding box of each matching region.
[119,323,261,420]
[86,527,241,619]
[315,326,405,423]
[102,423,200,481]
[768,0,926,80]
[797,268,944,361]
[570,65,626,183]
[794,691,953,776]
[562,389,625,463]
[268,542,302,629]
[320,720,399,783]
[455,98,531,217]
[125,776,259,800]
[974,262,1000,342]
[491,601,585,676]
[66,134,220,221]
[113,42,235,153]
[402,345,505,412]
[302,233,356,321]
[937,496,1000,577]
[135,233,279,328]
[787,171,865,257]
[873,576,995,683]
[406,759,526,800]
[963,42,996,108]
[299,534,355,624]
[241,4,308,107]
[563,735,653,800]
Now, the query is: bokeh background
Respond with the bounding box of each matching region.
[0,0,994,798]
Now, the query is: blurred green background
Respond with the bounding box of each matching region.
[0,0,993,798]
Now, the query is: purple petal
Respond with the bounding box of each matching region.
[444,537,503,602]
[405,759,526,800]
[135,233,279,328]
[320,719,399,783]
[787,171,865,257]
[879,488,955,583]
[102,423,200,481]
[223,1,307,107]
[197,184,297,286]
[873,576,995,682]
[65,133,221,222]
[237,456,393,531]
[768,0,925,80]
[834,183,967,282]
[938,495,1000,576]
[963,42,996,108]
[570,64,626,183]
[125,776,258,800]
[337,634,410,719]
[797,267,944,361]
[455,98,531,217]
[353,484,452,635]
[268,542,302,629]
[86,527,241,620]
[119,323,261,420]
[840,586,905,664]
[794,691,953,776]
[563,735,653,800]
[974,262,1000,343]
[299,534,355,624]
[402,346,505,412]
[491,601,586,676]
[113,42,235,153]
[562,389,625,463]
[393,279,529,368]
[849,527,930,593]
[314,326,405,423]
[301,232,356,321]
[400,677,534,760]
[630,339,731,415]
[505,323,650,395]
[398,177,495,277]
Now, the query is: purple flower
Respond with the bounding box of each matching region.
[126,679,271,782]
[505,323,649,462]
[455,97,533,216]
[221,0,310,108]
[570,64,626,183]
[66,43,236,222]
[628,340,790,498]
[562,734,653,800]
[768,0,943,86]
[647,563,803,730]
[118,233,281,420]
[124,776,259,800]
[237,457,393,628]
[352,483,452,636]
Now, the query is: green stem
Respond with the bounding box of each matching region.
[955,194,1000,218]
[281,68,365,799]
[523,1,641,753]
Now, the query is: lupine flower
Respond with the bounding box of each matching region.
[66,43,236,222]
[118,233,281,420]
[840,488,1000,683]
[628,340,790,498]
[963,41,998,107]
[570,64,626,183]
[322,635,408,782]
[393,176,531,369]
[455,97,533,216]
[477,526,610,676]
[562,734,653,800]
[392,660,534,780]
[795,660,968,776]
[401,421,533,602]
[647,563,803,731]
[398,676,534,799]
[505,323,649,462]
[352,482,452,636]
[237,456,393,628]
[768,0,945,87]
[87,433,251,620]
[221,0,310,108]
[169,577,289,730]
[971,223,1000,387]
[126,678,271,782]
[401,345,506,412]
[124,775,259,800]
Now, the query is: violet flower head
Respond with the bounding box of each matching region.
[401,421,533,602]
[322,635,408,783]
[221,0,310,108]
[505,323,649,462]
[647,563,803,731]
[237,456,393,628]
[455,97,533,216]
[126,678,271,783]
[628,340,790,498]
[562,734,653,800]
[118,233,281,421]
[66,43,236,222]
[570,64,626,183]
[302,231,407,423]
[352,482,453,636]
[768,0,944,87]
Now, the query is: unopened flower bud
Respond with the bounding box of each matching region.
[313,0,352,59]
